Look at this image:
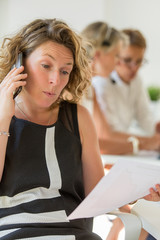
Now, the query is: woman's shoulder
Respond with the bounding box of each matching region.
[60,101,93,125]
[77,103,92,116]
[77,104,94,132]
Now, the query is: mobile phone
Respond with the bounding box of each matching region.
[13,52,23,99]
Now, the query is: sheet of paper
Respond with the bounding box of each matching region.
[68,157,160,220]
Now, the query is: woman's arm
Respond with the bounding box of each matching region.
[0,118,11,180]
[77,104,104,196]
[93,94,160,155]
[0,66,27,181]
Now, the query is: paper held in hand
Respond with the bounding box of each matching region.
[68,157,160,220]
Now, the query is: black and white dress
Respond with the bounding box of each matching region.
[0,101,102,240]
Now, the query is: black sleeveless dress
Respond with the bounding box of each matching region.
[0,101,102,240]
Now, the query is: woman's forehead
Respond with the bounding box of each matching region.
[31,41,74,64]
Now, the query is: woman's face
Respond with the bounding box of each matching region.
[23,41,74,108]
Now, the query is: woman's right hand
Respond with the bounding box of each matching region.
[0,66,27,121]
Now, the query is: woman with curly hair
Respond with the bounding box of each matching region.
[0,18,104,239]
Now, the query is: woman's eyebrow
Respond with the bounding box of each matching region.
[44,54,73,66]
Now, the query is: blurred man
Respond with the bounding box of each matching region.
[97,29,157,136]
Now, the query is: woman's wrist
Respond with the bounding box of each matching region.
[0,118,12,136]
[0,131,10,137]
[127,136,139,155]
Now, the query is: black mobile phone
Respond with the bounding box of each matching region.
[13,52,23,99]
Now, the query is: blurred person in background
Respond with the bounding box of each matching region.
[98,29,159,136]
[81,24,160,156]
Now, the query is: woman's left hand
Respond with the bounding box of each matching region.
[144,184,160,201]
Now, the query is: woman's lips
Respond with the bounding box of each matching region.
[43,91,56,98]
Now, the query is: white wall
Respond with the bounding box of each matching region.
[0,0,9,39]
[0,0,106,38]
[0,0,160,87]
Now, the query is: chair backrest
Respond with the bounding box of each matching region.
[131,199,160,239]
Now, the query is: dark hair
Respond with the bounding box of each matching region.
[122,29,146,48]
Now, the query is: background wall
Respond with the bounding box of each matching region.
[0,0,106,38]
[0,0,160,87]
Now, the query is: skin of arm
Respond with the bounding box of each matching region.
[0,118,11,181]
[0,66,27,181]
[77,104,105,196]
[93,92,160,155]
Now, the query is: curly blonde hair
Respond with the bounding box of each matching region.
[0,18,91,104]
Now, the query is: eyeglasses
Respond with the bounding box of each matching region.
[118,57,148,68]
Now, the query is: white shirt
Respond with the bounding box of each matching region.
[92,71,155,136]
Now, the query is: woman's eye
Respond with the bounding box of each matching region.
[61,70,69,75]
[42,64,50,69]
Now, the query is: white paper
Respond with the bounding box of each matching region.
[68,157,160,220]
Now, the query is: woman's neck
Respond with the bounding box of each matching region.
[15,94,59,125]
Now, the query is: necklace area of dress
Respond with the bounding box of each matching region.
[15,101,53,125]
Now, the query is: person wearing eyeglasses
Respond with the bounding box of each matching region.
[94,29,160,137]
[82,25,160,156]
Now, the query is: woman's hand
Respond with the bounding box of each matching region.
[0,66,27,120]
[144,184,160,201]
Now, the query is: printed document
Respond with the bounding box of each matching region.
[68,157,160,220]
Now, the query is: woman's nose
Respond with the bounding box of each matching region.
[49,71,60,85]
